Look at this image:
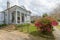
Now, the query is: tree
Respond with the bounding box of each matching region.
[42,13,48,17]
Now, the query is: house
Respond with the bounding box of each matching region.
[0,1,31,24]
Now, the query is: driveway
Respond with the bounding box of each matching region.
[0,27,60,40]
[53,27,60,40]
[0,30,35,40]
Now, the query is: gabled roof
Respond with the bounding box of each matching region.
[1,5,31,13]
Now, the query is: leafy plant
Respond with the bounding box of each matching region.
[43,13,48,17]
[35,16,58,33]
[0,24,7,28]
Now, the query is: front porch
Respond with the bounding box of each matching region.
[10,11,25,24]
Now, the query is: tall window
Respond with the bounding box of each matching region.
[12,11,15,23]
[3,12,5,24]
[17,11,20,16]
[17,11,20,23]
[12,13,14,22]
[21,13,24,22]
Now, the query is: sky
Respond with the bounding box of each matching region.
[0,0,60,16]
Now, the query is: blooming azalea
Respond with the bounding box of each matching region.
[35,22,42,27]
[51,21,58,26]
[47,28,51,32]
[35,16,58,33]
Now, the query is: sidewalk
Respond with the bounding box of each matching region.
[53,27,60,40]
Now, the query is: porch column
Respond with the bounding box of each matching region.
[25,14,27,23]
[24,14,26,23]
[20,13,22,24]
[16,11,17,24]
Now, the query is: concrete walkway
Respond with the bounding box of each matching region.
[0,30,35,40]
[53,27,60,40]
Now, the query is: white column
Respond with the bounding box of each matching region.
[19,12,20,23]
[16,11,17,24]
[7,10,9,24]
[24,13,26,23]
[20,13,22,24]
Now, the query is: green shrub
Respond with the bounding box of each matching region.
[35,16,58,34]
[57,19,60,22]
[42,13,48,17]
[31,20,35,23]
[16,24,30,27]
[0,24,7,28]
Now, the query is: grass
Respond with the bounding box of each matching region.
[17,24,54,38]
[56,25,60,29]
[15,24,55,40]
[28,24,37,33]
[16,24,37,33]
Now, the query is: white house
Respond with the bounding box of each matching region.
[0,1,31,24]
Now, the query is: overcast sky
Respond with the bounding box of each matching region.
[0,0,60,16]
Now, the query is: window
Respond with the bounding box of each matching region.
[17,11,20,14]
[25,14,27,16]
[3,12,7,16]
[17,17,20,20]
[12,13,14,22]
[21,13,24,22]
[12,12,15,23]
[17,11,20,16]
[17,17,20,23]
[5,13,7,16]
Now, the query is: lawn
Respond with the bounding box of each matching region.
[15,24,55,40]
[15,24,37,33]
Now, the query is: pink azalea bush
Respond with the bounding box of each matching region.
[35,16,58,33]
